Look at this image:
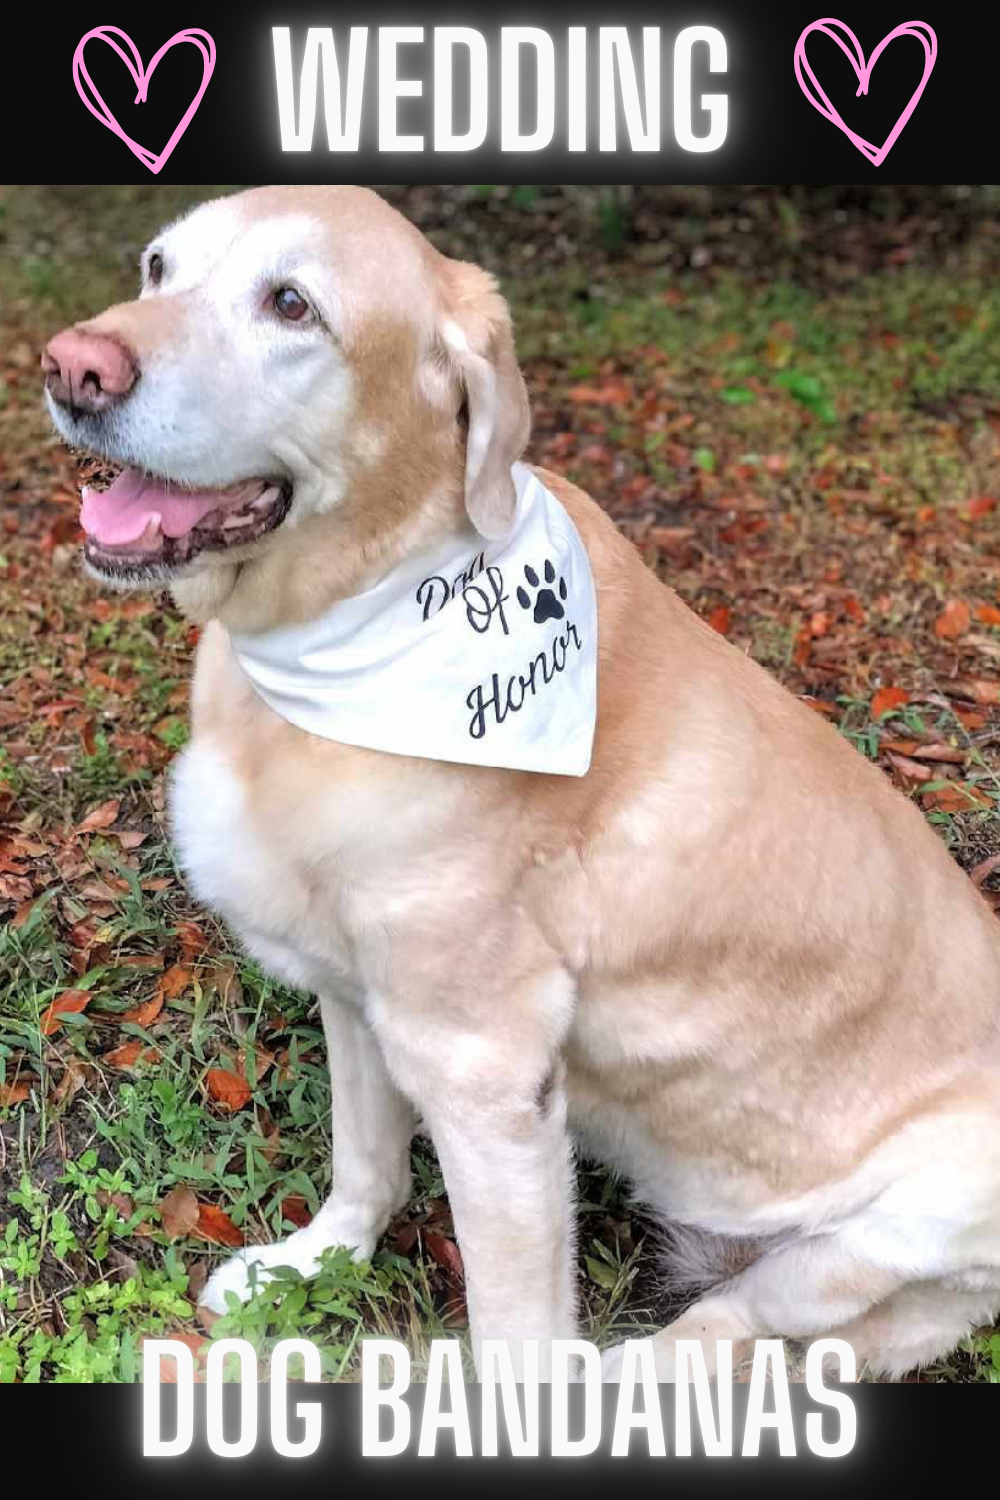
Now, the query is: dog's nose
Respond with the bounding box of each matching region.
[41,327,138,413]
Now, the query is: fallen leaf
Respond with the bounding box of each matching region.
[144,1330,208,1382]
[950,678,1000,706]
[423,1230,465,1284]
[175,922,209,954]
[40,989,91,1036]
[886,753,932,783]
[975,604,1000,627]
[117,953,165,970]
[707,604,731,635]
[195,1202,244,1248]
[75,797,121,834]
[186,1259,209,1303]
[159,963,194,999]
[159,1187,200,1239]
[11,897,40,929]
[921,782,992,813]
[967,496,996,520]
[281,1195,313,1229]
[934,600,971,640]
[205,1067,252,1113]
[904,743,966,764]
[113,829,148,850]
[567,381,630,405]
[107,1245,141,1281]
[119,992,165,1026]
[77,878,124,903]
[96,1188,135,1220]
[0,1080,32,1106]
[104,1038,156,1070]
[0,873,32,903]
[871,686,909,719]
[51,1059,89,1107]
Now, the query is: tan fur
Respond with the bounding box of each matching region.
[48,185,1000,1380]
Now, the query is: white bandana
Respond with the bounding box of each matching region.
[230,464,598,776]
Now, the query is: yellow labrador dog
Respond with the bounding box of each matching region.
[43,186,1000,1380]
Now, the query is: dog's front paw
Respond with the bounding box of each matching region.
[200,1249,277,1314]
[199,1218,379,1315]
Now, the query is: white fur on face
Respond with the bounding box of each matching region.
[48,201,357,524]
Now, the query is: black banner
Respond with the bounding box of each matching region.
[4,3,991,184]
[6,1381,972,1488]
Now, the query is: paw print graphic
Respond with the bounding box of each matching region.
[516,559,568,625]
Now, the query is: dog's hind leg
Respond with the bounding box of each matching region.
[830,1279,1000,1378]
[600,1230,908,1381]
[201,993,416,1313]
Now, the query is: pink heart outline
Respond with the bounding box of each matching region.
[793,18,937,166]
[73,25,216,175]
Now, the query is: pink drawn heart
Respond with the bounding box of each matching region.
[794,19,937,166]
[73,26,216,175]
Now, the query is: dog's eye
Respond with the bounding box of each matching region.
[148,252,164,287]
[273,287,311,323]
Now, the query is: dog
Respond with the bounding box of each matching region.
[43,185,1000,1380]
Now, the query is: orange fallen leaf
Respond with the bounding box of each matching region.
[707,604,731,635]
[205,1067,253,1113]
[159,963,193,999]
[120,992,165,1026]
[75,797,121,834]
[0,1080,32,1106]
[871,686,909,720]
[104,1038,156,1070]
[175,922,209,954]
[117,953,165,970]
[921,782,992,813]
[974,604,1000,627]
[934,600,971,640]
[967,496,996,520]
[41,989,91,1036]
[195,1202,244,1248]
[144,1330,208,1382]
[159,1186,200,1239]
[567,381,630,405]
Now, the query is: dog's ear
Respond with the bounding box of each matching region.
[435,260,530,539]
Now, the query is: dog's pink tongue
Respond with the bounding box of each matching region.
[80,468,233,545]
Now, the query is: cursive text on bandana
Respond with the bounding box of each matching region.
[230,464,598,776]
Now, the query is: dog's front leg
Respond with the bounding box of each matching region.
[202,993,416,1312]
[371,968,579,1379]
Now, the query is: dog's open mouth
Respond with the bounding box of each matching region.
[79,466,292,575]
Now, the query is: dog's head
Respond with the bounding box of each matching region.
[42,186,529,614]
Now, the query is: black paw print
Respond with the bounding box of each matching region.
[517,559,567,625]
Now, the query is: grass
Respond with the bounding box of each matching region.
[1,184,999,1383]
